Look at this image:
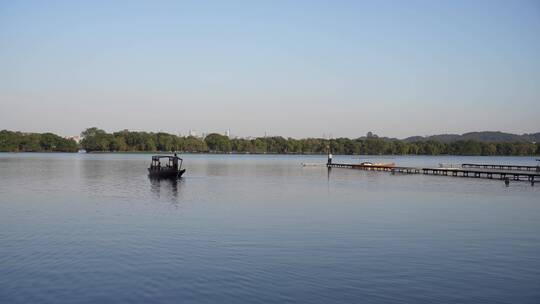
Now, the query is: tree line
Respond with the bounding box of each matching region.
[79,128,539,156]
[0,130,78,152]
[2,128,539,155]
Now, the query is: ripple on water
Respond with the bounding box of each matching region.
[1,153,539,303]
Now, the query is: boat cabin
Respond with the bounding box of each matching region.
[150,155,183,170]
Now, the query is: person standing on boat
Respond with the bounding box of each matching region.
[173,153,179,170]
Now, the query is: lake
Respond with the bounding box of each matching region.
[1,153,539,303]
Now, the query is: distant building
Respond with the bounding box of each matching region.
[225,129,230,138]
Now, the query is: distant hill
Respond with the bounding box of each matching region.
[524,132,540,142]
[404,131,539,143]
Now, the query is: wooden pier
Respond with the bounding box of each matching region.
[328,163,420,174]
[421,167,538,182]
[461,163,540,172]
[326,156,539,186]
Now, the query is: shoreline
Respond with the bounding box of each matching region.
[1,151,539,157]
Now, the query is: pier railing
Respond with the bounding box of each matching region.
[326,162,539,185]
[461,163,540,172]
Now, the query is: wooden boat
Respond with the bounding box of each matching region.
[360,162,395,167]
[148,154,186,179]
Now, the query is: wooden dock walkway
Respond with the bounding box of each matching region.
[327,161,539,185]
[421,167,538,182]
[328,163,421,174]
[462,163,540,172]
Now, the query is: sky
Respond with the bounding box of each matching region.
[1,0,539,138]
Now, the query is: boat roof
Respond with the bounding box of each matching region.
[151,155,183,160]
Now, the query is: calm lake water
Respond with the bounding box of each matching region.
[1,153,539,303]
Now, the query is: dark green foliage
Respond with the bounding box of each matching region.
[205,133,232,152]
[80,128,113,151]
[183,136,208,152]
[404,131,540,143]
[80,128,208,153]
[78,128,539,155]
[3,128,539,155]
[0,130,78,152]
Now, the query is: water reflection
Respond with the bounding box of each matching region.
[327,166,332,180]
[149,177,184,200]
[2,153,540,304]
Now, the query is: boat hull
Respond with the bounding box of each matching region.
[148,168,186,179]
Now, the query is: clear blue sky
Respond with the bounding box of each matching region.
[1,0,539,138]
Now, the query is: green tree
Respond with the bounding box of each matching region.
[205,133,231,152]
[81,127,113,152]
[180,136,205,152]
[111,136,128,151]
[156,133,175,151]
[481,143,497,156]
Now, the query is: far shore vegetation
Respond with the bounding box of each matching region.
[1,128,539,156]
[0,130,79,152]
